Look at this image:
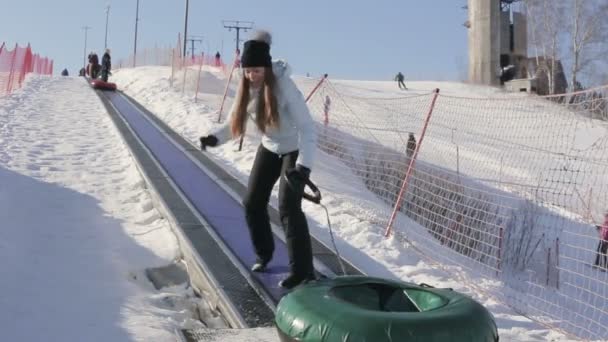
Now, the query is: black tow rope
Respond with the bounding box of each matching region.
[284,170,347,275]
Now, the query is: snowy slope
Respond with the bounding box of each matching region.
[0,75,213,341]
[110,65,586,341]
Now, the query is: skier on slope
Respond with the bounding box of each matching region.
[395,72,407,90]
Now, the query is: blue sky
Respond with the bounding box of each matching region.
[1,0,469,81]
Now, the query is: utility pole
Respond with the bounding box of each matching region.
[222,20,254,53]
[82,25,92,69]
[103,4,110,49]
[183,0,189,57]
[104,4,110,49]
[186,36,203,59]
[222,20,253,153]
[133,0,140,67]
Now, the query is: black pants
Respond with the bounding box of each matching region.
[242,145,313,276]
[89,64,100,79]
[101,68,109,82]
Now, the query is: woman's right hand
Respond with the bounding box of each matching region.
[199,135,218,150]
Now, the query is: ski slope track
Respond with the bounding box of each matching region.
[92,86,363,338]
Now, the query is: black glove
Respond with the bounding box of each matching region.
[199,135,218,151]
[295,164,311,179]
[285,165,311,195]
[285,165,322,204]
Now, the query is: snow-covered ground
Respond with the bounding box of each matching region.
[0,67,593,341]
[113,65,587,341]
[0,76,215,341]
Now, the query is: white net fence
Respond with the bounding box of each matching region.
[304,81,608,340]
[115,45,174,69]
[115,47,608,339]
[115,36,234,97]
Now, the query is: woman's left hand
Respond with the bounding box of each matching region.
[286,165,311,194]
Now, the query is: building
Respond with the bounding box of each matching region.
[468,0,501,85]
[468,0,528,86]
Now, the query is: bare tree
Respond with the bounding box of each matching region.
[525,0,567,94]
[567,0,608,91]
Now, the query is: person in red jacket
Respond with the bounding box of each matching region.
[214,51,221,67]
[87,51,100,79]
[593,211,608,269]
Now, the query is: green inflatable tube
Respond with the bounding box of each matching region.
[275,276,498,342]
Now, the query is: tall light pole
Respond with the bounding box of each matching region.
[82,25,92,69]
[104,4,110,49]
[183,0,189,58]
[133,0,140,67]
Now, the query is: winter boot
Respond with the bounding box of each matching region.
[279,272,316,289]
[251,257,271,272]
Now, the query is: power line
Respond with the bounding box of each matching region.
[183,0,190,57]
[222,20,253,153]
[221,20,254,53]
[186,36,203,58]
[133,0,140,67]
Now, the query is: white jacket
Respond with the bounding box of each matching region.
[211,60,317,169]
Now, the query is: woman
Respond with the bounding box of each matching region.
[199,31,317,289]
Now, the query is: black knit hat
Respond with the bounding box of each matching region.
[241,40,272,68]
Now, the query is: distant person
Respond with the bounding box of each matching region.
[234,48,241,67]
[593,211,608,269]
[87,51,100,79]
[395,72,407,90]
[406,132,416,159]
[101,48,112,82]
[61,68,69,76]
[499,65,515,84]
[215,51,221,67]
[79,67,86,76]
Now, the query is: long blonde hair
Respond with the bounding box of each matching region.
[230,68,279,138]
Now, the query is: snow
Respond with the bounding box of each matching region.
[0,76,205,341]
[0,68,590,341]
